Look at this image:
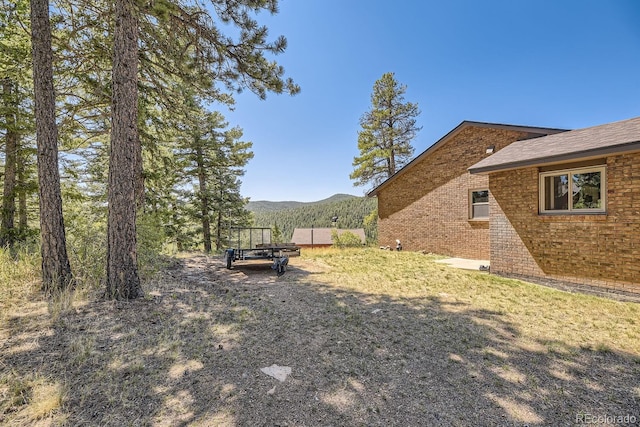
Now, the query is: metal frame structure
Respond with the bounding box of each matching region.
[224,227,300,274]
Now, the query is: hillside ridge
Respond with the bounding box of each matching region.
[248,194,377,243]
[246,193,359,212]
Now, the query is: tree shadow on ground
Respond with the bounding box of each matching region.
[1,254,639,426]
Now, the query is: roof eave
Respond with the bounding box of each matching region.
[469,140,640,175]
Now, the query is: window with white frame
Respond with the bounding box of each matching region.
[469,189,489,219]
[539,165,605,213]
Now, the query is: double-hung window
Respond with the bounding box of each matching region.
[539,165,605,214]
[469,189,489,220]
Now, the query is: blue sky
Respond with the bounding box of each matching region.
[221,0,640,202]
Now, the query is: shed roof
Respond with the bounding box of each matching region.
[367,121,566,196]
[291,228,366,245]
[469,116,640,174]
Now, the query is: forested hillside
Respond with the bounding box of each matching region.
[249,195,378,243]
[246,193,358,212]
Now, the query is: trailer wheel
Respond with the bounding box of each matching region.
[224,250,233,269]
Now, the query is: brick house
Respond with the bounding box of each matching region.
[469,116,640,296]
[291,228,366,248]
[368,121,564,259]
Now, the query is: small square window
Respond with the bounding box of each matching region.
[470,190,489,219]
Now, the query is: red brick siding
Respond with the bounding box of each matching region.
[377,127,534,259]
[489,152,640,294]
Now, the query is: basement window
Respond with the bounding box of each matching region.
[539,166,605,214]
[469,189,489,220]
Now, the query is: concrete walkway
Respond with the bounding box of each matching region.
[434,257,490,271]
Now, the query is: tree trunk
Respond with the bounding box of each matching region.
[171,202,183,252]
[215,209,223,251]
[106,0,142,299]
[1,79,17,248]
[17,146,28,231]
[30,0,73,291]
[134,133,144,209]
[201,207,212,253]
[196,146,211,253]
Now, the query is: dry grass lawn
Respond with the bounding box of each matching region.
[1,248,639,426]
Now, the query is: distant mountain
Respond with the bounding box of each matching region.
[245,200,306,212]
[247,194,377,243]
[246,193,359,213]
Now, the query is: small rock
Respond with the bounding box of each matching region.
[260,364,292,382]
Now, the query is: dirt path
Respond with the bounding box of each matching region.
[2,253,638,426]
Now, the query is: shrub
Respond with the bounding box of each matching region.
[331,230,363,248]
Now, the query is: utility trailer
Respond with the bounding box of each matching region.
[224,227,300,275]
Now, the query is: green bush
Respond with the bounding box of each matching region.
[331,230,363,248]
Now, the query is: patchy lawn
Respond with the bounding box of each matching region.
[1,248,639,426]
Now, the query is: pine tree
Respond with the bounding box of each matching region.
[105,0,298,298]
[351,72,421,190]
[1,0,35,247]
[1,79,18,248]
[272,222,283,244]
[177,110,253,252]
[30,0,73,291]
[214,126,254,250]
[106,0,142,299]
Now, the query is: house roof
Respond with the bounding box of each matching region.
[291,228,366,245]
[367,121,566,196]
[469,116,640,175]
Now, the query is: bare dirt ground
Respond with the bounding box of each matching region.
[1,253,639,426]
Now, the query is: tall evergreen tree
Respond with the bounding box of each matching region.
[106,0,298,298]
[351,72,421,190]
[16,144,34,232]
[210,130,253,250]
[106,0,142,299]
[1,0,34,247]
[1,79,18,248]
[30,0,73,291]
[178,110,253,252]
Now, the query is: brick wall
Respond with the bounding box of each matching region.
[489,152,640,295]
[377,126,534,260]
